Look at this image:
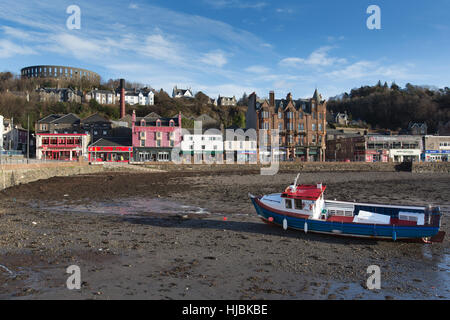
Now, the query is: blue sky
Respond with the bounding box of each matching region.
[0,0,449,99]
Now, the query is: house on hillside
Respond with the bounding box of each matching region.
[172,86,193,99]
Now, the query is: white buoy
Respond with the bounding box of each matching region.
[304,221,308,234]
[283,218,288,230]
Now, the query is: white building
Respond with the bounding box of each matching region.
[181,129,223,163]
[172,86,193,99]
[117,90,154,106]
[86,90,117,105]
[224,128,257,163]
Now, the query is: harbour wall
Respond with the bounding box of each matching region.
[0,162,105,191]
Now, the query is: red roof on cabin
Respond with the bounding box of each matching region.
[282,184,326,201]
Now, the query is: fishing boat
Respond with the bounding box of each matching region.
[249,174,445,243]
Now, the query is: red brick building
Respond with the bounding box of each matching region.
[246,89,327,161]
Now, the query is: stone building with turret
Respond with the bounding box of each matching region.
[246,89,327,161]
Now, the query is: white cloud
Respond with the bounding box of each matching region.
[0,39,36,58]
[200,50,228,68]
[280,46,347,68]
[129,3,138,9]
[138,34,183,64]
[45,33,107,60]
[245,65,270,74]
[280,46,346,68]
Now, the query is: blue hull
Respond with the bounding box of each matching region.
[251,197,440,240]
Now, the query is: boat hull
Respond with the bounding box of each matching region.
[250,196,441,240]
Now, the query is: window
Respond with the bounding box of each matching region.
[103,130,107,135]
[157,140,161,147]
[318,124,322,131]
[140,140,145,147]
[312,124,316,131]
[278,123,283,131]
[298,123,304,131]
[278,112,282,119]
[285,199,292,209]
[299,113,303,119]
[295,199,303,210]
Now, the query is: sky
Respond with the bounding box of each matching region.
[0,0,449,100]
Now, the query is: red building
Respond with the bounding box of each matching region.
[36,133,89,161]
[88,138,133,163]
[132,111,182,162]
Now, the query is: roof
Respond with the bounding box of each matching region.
[282,184,326,201]
[82,113,110,124]
[135,116,180,127]
[50,113,80,124]
[144,112,161,119]
[88,137,132,147]
[37,114,64,123]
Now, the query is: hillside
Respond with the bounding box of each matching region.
[0,72,247,131]
[327,82,450,133]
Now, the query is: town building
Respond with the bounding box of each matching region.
[132,111,182,162]
[117,89,155,106]
[88,137,133,163]
[180,129,223,163]
[326,135,423,162]
[2,117,28,154]
[81,114,113,143]
[334,112,349,126]
[422,135,450,162]
[85,90,117,105]
[36,88,82,103]
[36,113,113,144]
[218,95,237,107]
[172,86,193,99]
[407,122,427,135]
[246,89,327,161]
[35,133,89,161]
[36,113,81,134]
[224,127,257,163]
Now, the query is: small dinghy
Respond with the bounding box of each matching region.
[249,174,444,243]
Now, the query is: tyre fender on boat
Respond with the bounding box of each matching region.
[392,231,397,241]
[304,221,308,234]
[283,218,288,230]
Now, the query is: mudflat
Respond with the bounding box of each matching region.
[0,168,448,299]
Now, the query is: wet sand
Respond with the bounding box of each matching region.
[0,169,448,299]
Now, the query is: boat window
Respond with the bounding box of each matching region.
[285,199,292,209]
[295,199,303,210]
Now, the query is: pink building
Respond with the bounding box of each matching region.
[132,111,182,162]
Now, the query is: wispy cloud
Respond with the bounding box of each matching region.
[0,39,36,58]
[200,50,228,68]
[204,0,268,9]
[245,65,270,74]
[280,46,347,68]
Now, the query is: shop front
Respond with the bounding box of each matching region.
[89,146,132,163]
[424,150,450,162]
[389,149,421,162]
